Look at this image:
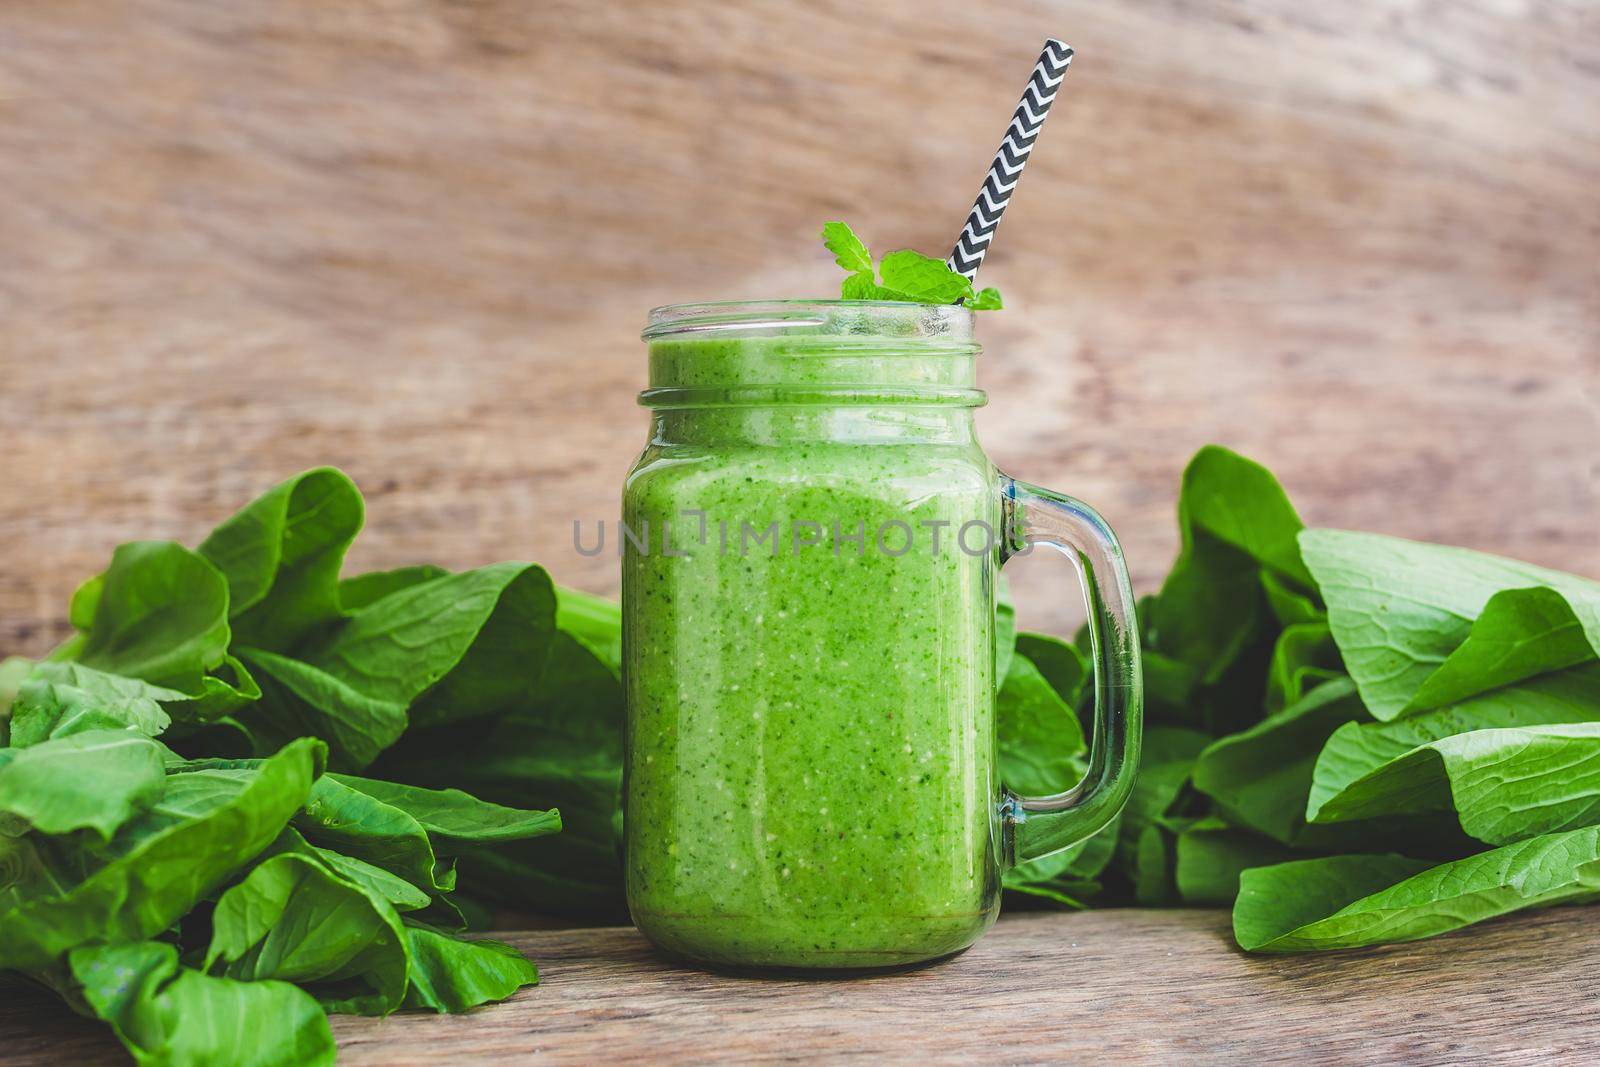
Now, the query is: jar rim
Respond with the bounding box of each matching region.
[642,300,975,342]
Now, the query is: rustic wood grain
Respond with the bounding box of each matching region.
[0,0,1595,649]
[4,909,1598,1064]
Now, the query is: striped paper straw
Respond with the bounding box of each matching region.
[947,39,1074,281]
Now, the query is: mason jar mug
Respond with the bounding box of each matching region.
[621,301,1142,971]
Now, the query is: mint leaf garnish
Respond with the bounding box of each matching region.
[822,222,874,275]
[840,272,891,300]
[820,222,1002,310]
[969,287,1003,311]
[878,250,975,304]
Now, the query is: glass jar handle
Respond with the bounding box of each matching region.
[998,475,1144,866]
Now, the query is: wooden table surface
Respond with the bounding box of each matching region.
[4,908,1596,1064]
[0,5,1594,1061]
[1,0,1596,650]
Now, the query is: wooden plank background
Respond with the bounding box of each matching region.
[6,909,1600,1063]
[1,0,1596,646]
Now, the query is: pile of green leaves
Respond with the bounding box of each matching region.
[997,445,1600,952]
[0,469,626,1065]
[5,448,1598,1064]
[821,222,1004,309]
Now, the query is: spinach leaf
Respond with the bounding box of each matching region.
[1174,817,1295,905]
[1146,446,1310,691]
[8,662,184,745]
[371,631,625,918]
[1191,679,1368,845]
[265,827,432,912]
[399,923,537,1012]
[1260,569,1323,627]
[73,541,232,695]
[1140,648,1203,727]
[0,730,165,839]
[327,775,562,847]
[1308,663,1600,815]
[1110,726,1211,882]
[71,940,335,1067]
[557,584,623,674]
[338,565,449,612]
[224,564,560,769]
[236,647,410,771]
[0,656,31,709]
[1264,621,1342,713]
[173,653,263,724]
[307,562,558,730]
[1002,655,1192,906]
[292,773,558,897]
[1130,819,1183,905]
[1403,586,1598,713]
[0,738,323,971]
[998,649,1085,796]
[1147,528,1270,696]
[197,468,363,652]
[1173,445,1313,588]
[1015,633,1089,709]
[1004,823,1115,907]
[0,657,30,744]
[206,851,409,1016]
[1308,724,1600,844]
[1234,827,1600,952]
[1234,853,1432,951]
[1301,529,1600,719]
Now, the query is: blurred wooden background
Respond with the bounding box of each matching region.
[1,0,1595,652]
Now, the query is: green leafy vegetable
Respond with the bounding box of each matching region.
[72,940,336,1067]
[308,562,557,732]
[1234,827,1600,952]
[0,738,322,971]
[1001,443,1600,953]
[1174,818,1295,905]
[206,850,409,1015]
[1191,679,1367,845]
[0,655,33,712]
[1111,726,1211,880]
[1307,723,1600,844]
[72,541,233,695]
[1301,529,1600,720]
[997,650,1085,796]
[371,631,624,918]
[1403,586,1598,713]
[338,565,449,612]
[236,648,410,772]
[1014,633,1088,709]
[1143,447,1313,734]
[1264,621,1342,713]
[293,772,558,897]
[0,729,166,839]
[1307,663,1600,819]
[398,923,537,1012]
[268,827,433,912]
[8,662,184,746]
[198,468,363,652]
[0,473,564,1061]
[556,584,622,673]
[1005,827,1116,907]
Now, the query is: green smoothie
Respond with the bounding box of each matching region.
[622,304,1002,969]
